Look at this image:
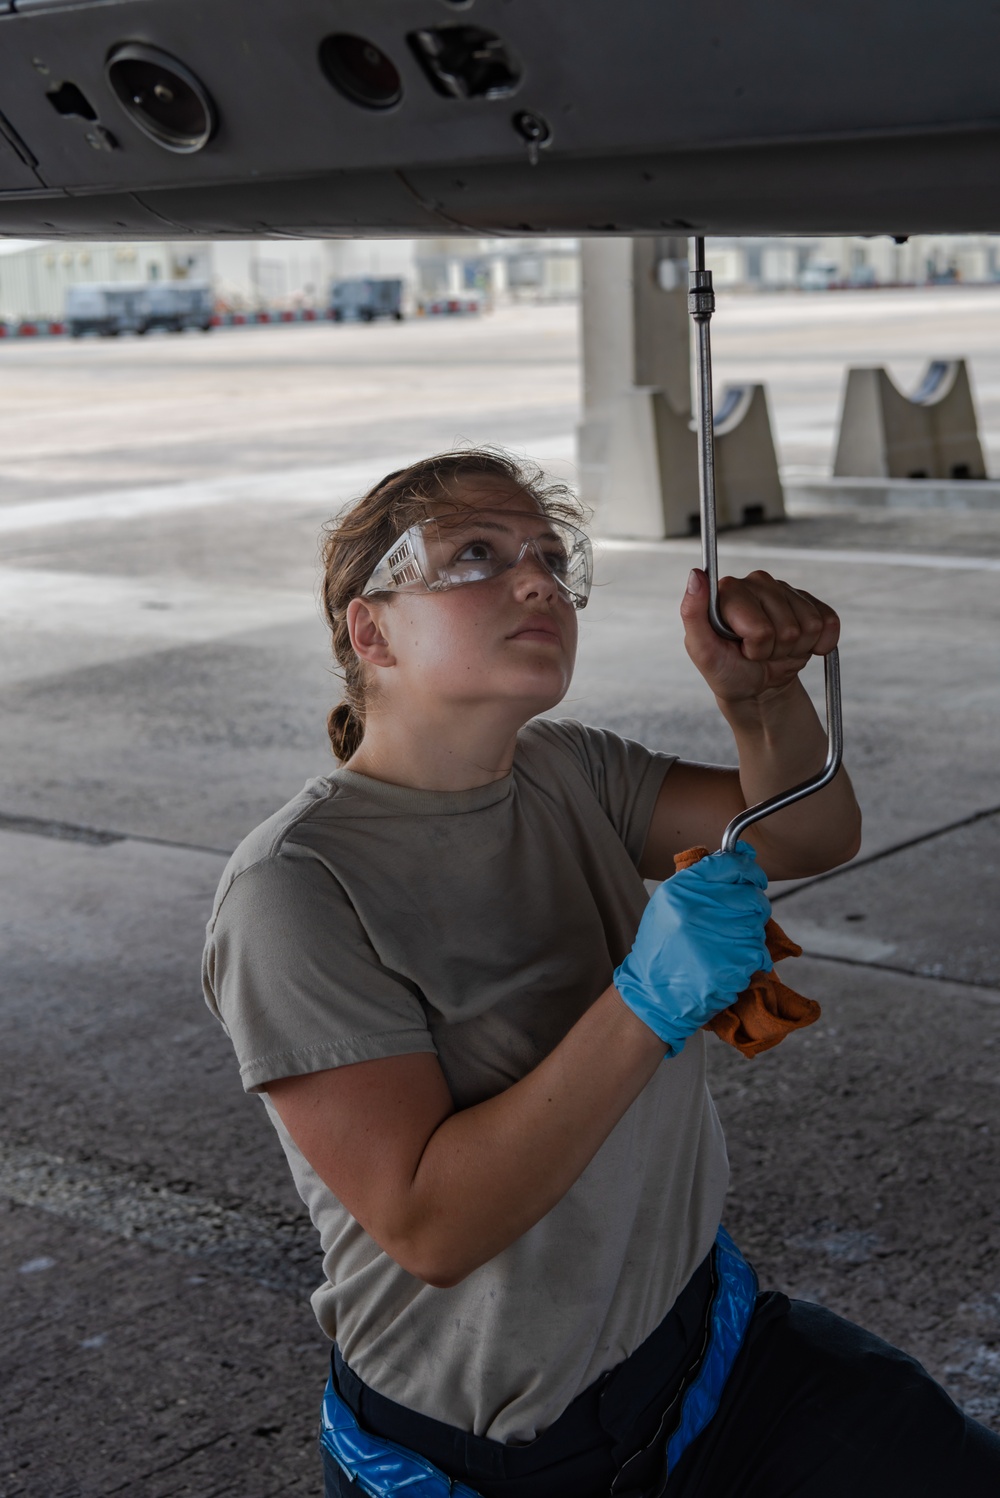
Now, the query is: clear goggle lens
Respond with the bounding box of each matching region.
[362,509,592,609]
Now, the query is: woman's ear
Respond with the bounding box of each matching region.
[346,597,396,669]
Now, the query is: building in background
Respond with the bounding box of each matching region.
[0,238,211,323]
[2,233,1000,323]
[707,235,1000,289]
[411,237,579,303]
[0,236,580,323]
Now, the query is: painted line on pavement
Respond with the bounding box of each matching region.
[0,434,576,536]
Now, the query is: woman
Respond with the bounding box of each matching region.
[203,449,1000,1496]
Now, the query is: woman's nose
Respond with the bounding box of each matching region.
[510,540,558,598]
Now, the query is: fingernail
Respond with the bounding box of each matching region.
[686,569,702,595]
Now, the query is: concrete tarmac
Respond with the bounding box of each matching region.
[2,299,999,1495]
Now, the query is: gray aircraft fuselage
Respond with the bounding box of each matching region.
[0,0,997,238]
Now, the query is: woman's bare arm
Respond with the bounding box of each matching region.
[639,692,861,881]
[267,985,663,1289]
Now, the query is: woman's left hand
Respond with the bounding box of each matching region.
[680,566,840,705]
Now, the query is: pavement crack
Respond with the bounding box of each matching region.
[0,807,230,858]
[0,811,125,847]
[799,947,1000,998]
[103,1432,232,1491]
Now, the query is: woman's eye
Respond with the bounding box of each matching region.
[544,549,570,576]
[455,540,496,563]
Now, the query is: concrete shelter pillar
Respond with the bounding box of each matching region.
[578,237,691,521]
[578,236,784,538]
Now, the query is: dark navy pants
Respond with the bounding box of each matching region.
[322,1275,1000,1497]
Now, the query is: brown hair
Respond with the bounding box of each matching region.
[320,448,586,762]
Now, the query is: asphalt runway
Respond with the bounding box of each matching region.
[2,297,999,1495]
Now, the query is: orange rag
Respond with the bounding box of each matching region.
[674,846,821,1059]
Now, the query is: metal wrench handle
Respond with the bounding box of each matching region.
[719,646,843,853]
[688,237,738,642]
[687,236,844,854]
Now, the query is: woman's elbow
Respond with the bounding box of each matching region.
[760,816,861,880]
[415,1262,469,1291]
[377,1217,480,1289]
[799,822,862,878]
[390,1238,476,1290]
[825,806,863,870]
[840,824,863,865]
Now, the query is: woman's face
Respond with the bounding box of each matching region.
[371,482,580,719]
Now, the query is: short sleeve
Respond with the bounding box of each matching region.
[203,849,436,1093]
[527,718,676,866]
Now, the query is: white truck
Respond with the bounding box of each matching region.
[65,281,214,337]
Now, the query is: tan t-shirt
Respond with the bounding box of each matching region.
[202,718,729,1443]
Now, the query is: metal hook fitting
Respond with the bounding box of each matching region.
[688,236,844,855]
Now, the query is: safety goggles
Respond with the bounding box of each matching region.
[361,508,593,609]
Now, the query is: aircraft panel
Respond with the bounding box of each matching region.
[0,0,997,235]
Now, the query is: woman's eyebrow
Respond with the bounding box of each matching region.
[447,518,561,542]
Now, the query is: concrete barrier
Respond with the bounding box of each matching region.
[1,320,67,337]
[599,381,784,537]
[713,384,785,528]
[833,359,986,481]
[420,296,481,316]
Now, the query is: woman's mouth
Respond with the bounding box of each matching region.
[509,617,561,643]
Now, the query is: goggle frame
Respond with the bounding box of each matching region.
[361,509,593,610]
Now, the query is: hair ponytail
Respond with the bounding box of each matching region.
[320,448,587,762]
[327,701,365,764]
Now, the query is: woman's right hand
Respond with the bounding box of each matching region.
[613,842,772,1057]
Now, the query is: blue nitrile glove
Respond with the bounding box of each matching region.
[613,841,772,1057]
